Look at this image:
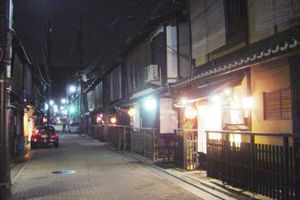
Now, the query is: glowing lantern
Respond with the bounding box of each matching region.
[110,116,117,124]
[128,108,135,117]
[96,116,103,124]
[184,106,197,119]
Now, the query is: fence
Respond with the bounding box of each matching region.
[130,127,158,161]
[106,125,130,150]
[90,125,105,141]
[92,125,159,161]
[206,130,300,200]
[174,129,198,170]
[157,133,175,162]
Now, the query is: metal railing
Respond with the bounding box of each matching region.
[206,130,300,200]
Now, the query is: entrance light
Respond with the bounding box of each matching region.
[184,106,197,119]
[144,97,157,111]
[180,97,188,106]
[242,96,253,109]
[223,88,232,96]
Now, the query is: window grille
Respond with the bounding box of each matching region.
[263,88,291,120]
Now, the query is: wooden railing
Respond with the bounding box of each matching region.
[206,130,300,200]
[91,125,159,161]
[90,125,105,141]
[174,129,198,170]
[106,125,130,151]
[130,127,158,161]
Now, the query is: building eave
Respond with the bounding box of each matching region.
[171,25,300,91]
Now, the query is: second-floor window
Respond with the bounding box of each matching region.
[225,0,248,41]
[166,24,178,82]
[190,0,226,59]
[110,66,122,101]
[94,82,103,108]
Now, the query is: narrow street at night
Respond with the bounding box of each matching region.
[12,131,226,200]
[1,1,300,199]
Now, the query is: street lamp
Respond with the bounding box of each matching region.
[49,99,55,106]
[68,85,76,94]
[44,103,49,111]
[61,98,67,104]
[69,105,76,114]
[53,105,58,113]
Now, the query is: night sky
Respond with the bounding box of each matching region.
[13,0,163,97]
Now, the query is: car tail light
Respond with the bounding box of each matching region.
[31,130,38,139]
[51,133,58,139]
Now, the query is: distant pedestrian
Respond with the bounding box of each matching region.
[62,119,67,133]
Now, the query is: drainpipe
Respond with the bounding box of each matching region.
[0,0,12,199]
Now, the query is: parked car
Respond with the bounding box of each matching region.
[31,125,59,149]
[69,122,80,134]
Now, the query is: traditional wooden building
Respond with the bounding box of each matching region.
[169,0,300,198]
[10,33,46,162]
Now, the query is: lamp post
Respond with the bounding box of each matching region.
[0,0,12,198]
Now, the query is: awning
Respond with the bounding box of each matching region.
[119,86,168,108]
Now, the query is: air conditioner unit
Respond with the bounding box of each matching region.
[144,64,160,84]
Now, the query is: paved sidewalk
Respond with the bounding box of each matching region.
[11,134,203,200]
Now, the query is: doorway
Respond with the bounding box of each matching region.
[197,103,222,168]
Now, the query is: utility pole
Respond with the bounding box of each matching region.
[0,0,12,199]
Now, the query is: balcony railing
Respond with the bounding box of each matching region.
[206,130,300,200]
